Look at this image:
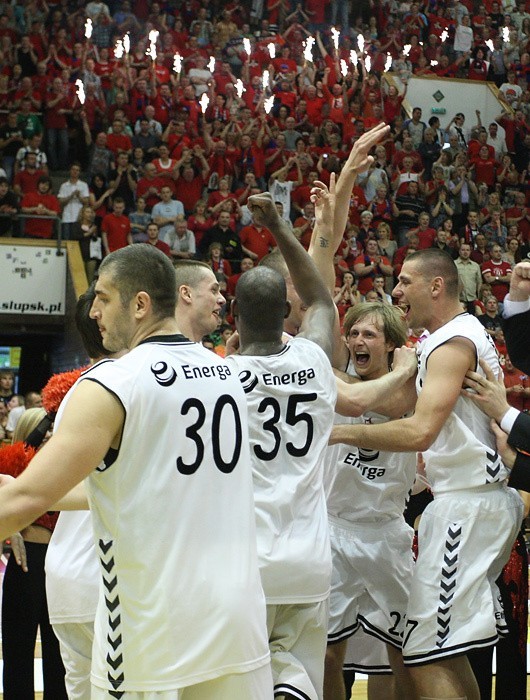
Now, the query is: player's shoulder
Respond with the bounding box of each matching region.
[288,335,331,363]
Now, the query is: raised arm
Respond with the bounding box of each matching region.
[333,123,390,253]
[247,190,336,359]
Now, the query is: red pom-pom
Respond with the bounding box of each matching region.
[41,367,88,414]
[0,442,37,478]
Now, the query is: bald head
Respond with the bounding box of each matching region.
[235,267,287,333]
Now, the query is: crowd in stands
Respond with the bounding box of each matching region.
[0,0,529,404]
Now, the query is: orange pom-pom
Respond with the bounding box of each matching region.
[0,442,36,478]
[41,367,88,415]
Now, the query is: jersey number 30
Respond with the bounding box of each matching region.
[177,395,242,475]
[255,393,317,461]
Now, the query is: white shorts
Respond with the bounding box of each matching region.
[343,627,392,675]
[327,517,414,649]
[403,484,523,666]
[90,664,274,700]
[53,620,94,700]
[266,600,329,700]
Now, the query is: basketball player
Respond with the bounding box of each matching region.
[323,303,417,700]
[0,245,273,698]
[302,124,418,700]
[46,261,229,700]
[45,286,114,700]
[330,249,524,699]
[226,185,338,700]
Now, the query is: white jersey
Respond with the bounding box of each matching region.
[46,364,106,626]
[228,336,337,604]
[417,313,509,494]
[83,336,269,693]
[325,410,417,523]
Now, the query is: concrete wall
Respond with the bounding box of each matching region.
[388,75,509,131]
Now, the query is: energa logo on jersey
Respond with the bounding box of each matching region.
[238,367,316,393]
[150,360,232,386]
[239,370,259,394]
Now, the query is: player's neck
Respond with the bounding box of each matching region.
[238,332,285,357]
[427,303,467,334]
[129,318,183,348]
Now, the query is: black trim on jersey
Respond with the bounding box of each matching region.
[80,358,115,376]
[274,684,312,700]
[327,620,360,644]
[98,539,125,692]
[343,662,392,675]
[82,378,126,470]
[358,615,402,650]
[403,633,498,667]
[137,333,194,346]
[102,447,119,470]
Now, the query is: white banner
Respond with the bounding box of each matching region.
[0,244,67,316]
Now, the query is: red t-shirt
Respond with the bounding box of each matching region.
[136,176,166,210]
[173,175,205,214]
[481,259,512,301]
[14,168,46,194]
[239,225,275,261]
[107,132,132,155]
[20,192,60,238]
[147,239,172,259]
[102,213,131,252]
[353,253,391,295]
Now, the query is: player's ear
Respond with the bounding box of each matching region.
[230,298,238,320]
[284,300,292,319]
[179,284,192,304]
[431,276,443,296]
[134,291,150,318]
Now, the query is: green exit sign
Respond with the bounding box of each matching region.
[431,107,447,114]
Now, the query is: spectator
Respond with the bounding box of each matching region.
[269,156,303,222]
[57,163,90,241]
[198,209,243,271]
[106,118,133,156]
[477,295,504,340]
[144,221,172,259]
[0,110,24,182]
[0,176,18,235]
[392,180,426,246]
[15,133,47,174]
[151,185,185,246]
[481,243,513,305]
[13,151,46,197]
[133,117,161,160]
[239,220,276,262]
[403,106,427,149]
[129,196,151,244]
[20,175,60,239]
[44,77,72,171]
[170,218,196,260]
[174,160,209,216]
[108,151,137,214]
[353,238,393,296]
[73,204,102,283]
[101,197,132,255]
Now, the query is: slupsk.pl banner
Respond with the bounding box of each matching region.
[0,244,67,316]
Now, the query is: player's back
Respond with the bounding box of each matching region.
[83,337,269,692]
[228,336,337,603]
